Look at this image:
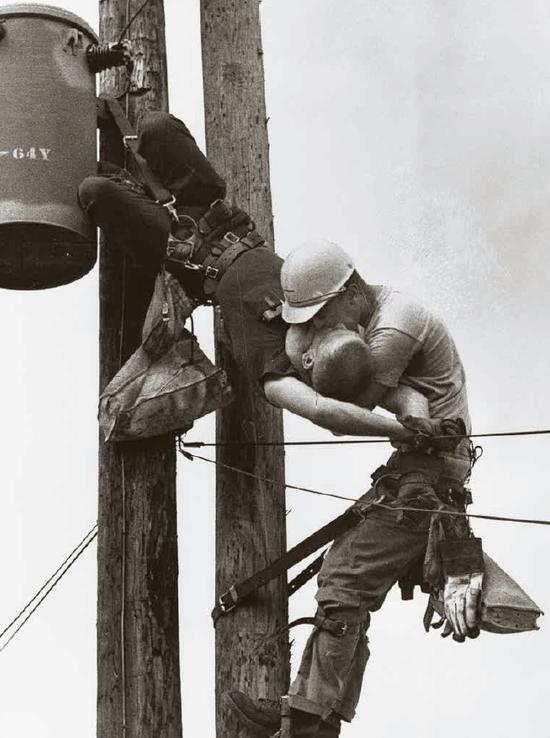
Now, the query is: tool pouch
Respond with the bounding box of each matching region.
[99,329,233,442]
[426,553,543,634]
[142,267,196,359]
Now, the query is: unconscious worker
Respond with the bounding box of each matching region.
[79,112,422,443]
[224,240,484,737]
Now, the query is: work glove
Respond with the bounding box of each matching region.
[441,571,484,641]
[439,536,484,642]
[395,416,467,453]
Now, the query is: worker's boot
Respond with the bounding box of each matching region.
[318,716,341,737]
[274,708,338,737]
[223,690,280,735]
[224,690,341,737]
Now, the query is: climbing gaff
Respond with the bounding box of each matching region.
[0,4,100,290]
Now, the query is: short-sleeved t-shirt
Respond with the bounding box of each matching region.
[215,247,296,391]
[363,286,471,432]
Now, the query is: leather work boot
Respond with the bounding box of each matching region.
[274,709,340,737]
[224,691,341,737]
[287,710,340,737]
[223,690,280,735]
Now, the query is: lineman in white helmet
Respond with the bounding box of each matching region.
[228,239,483,738]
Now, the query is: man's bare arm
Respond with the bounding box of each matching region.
[381,384,430,418]
[263,375,409,439]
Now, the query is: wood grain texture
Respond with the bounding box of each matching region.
[97,2,181,737]
[200,2,290,736]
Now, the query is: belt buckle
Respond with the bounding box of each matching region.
[218,585,238,614]
[205,265,220,280]
[223,231,240,245]
[334,620,348,637]
[122,134,138,148]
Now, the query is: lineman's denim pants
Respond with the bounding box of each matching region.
[288,451,471,723]
[77,112,226,270]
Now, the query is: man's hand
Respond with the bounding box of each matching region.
[442,572,484,642]
[394,416,466,453]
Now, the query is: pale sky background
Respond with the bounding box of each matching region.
[1,1,549,736]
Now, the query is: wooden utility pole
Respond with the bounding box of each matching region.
[200,2,290,737]
[97,2,182,737]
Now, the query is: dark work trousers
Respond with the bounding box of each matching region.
[287,447,471,724]
[78,112,226,271]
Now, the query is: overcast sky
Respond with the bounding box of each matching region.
[1,1,549,736]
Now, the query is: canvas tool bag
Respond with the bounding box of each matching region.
[141,268,195,359]
[99,270,233,442]
[99,329,233,442]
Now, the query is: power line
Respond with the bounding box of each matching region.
[183,450,354,503]
[118,0,154,43]
[0,526,98,653]
[180,427,550,449]
[180,450,550,527]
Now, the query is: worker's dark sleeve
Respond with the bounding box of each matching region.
[137,112,226,208]
[215,249,297,393]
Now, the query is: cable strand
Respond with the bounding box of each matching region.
[0,530,98,653]
[0,525,98,643]
[181,427,550,448]
[180,449,550,527]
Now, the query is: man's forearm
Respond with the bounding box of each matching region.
[264,375,408,439]
[314,396,408,438]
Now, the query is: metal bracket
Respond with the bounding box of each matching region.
[63,28,83,54]
[122,134,138,148]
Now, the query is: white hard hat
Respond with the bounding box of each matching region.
[281,240,355,324]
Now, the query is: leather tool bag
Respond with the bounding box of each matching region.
[430,552,543,634]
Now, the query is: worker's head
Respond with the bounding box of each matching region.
[281,240,365,330]
[287,325,374,401]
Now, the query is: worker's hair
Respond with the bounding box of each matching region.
[311,328,374,401]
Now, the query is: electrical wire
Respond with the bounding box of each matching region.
[0,527,98,653]
[180,449,550,527]
[181,427,550,448]
[118,0,155,44]
[0,524,98,643]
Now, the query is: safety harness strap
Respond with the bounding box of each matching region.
[100,95,177,218]
[212,505,371,625]
[287,550,327,597]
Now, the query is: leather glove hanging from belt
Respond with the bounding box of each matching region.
[394,416,467,454]
[434,537,485,642]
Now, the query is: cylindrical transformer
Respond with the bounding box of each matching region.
[0,4,98,290]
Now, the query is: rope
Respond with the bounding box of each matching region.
[180,449,550,527]
[0,527,98,653]
[181,427,550,448]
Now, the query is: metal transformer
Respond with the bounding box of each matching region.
[0,4,98,290]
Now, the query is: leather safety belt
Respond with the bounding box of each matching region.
[100,94,179,222]
[211,502,375,625]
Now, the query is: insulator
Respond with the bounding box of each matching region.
[86,42,131,73]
